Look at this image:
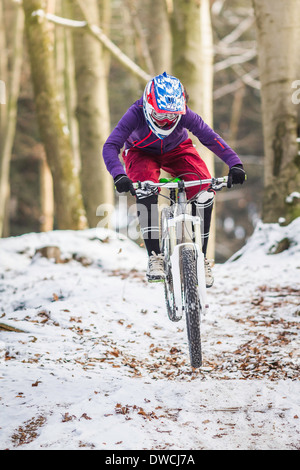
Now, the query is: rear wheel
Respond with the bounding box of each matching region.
[181,246,202,368]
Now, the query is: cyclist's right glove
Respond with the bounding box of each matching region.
[227,164,246,188]
[114,174,135,196]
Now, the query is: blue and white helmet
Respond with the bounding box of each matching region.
[143,72,186,139]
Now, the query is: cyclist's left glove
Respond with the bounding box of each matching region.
[227,164,246,188]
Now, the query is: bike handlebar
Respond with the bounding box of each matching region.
[133,176,228,190]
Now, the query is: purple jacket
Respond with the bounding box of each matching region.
[103,97,242,178]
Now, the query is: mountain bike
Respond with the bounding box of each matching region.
[133,176,228,368]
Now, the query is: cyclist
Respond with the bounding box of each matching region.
[103,72,245,286]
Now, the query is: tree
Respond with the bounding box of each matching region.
[23,0,87,230]
[70,0,114,228]
[252,0,300,224]
[140,0,172,74]
[0,1,24,237]
[126,0,216,256]
[171,0,215,256]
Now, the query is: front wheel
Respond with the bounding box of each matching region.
[181,246,202,368]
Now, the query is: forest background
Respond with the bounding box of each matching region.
[0,0,299,262]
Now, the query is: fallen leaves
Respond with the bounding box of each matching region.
[11,415,47,447]
[114,403,159,421]
[62,412,92,422]
[34,246,93,267]
[107,268,147,284]
[31,380,42,387]
[2,264,299,386]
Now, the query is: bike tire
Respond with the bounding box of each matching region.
[181,246,202,368]
[160,207,182,322]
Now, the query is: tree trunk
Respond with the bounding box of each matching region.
[59,0,81,171]
[39,154,54,232]
[23,0,87,230]
[252,0,300,224]
[0,0,7,124]
[143,0,172,74]
[71,0,114,229]
[171,0,215,257]
[136,0,172,205]
[38,0,56,232]
[0,3,24,237]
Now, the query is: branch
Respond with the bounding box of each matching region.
[32,9,86,27]
[0,322,26,333]
[214,42,257,56]
[213,68,260,100]
[32,8,151,84]
[232,64,261,90]
[214,48,257,73]
[219,16,254,46]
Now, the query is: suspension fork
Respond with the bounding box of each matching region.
[169,241,208,314]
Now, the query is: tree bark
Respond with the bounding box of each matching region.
[38,0,56,232]
[23,0,87,230]
[171,0,215,257]
[0,3,24,237]
[135,0,172,206]
[252,0,300,224]
[142,0,172,74]
[39,154,54,232]
[71,0,114,228]
[59,0,81,170]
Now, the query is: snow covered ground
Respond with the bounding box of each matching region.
[0,219,299,450]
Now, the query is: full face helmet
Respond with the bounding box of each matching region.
[143,72,186,139]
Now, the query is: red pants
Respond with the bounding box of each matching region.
[123,138,211,199]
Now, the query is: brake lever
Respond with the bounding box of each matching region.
[212,182,227,192]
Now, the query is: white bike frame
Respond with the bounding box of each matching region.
[134,176,228,315]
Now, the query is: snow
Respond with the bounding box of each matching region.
[0,219,299,450]
[31,10,87,28]
[286,192,300,204]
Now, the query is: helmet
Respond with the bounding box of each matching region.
[143,72,186,139]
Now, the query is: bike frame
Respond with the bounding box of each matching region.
[133,176,228,315]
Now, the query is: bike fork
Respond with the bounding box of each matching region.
[169,243,208,315]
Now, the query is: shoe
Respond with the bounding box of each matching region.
[146,252,165,282]
[204,258,214,288]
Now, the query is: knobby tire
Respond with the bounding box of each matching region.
[181,246,202,368]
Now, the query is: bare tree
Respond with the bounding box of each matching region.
[30,6,151,83]
[23,0,87,230]
[136,0,172,74]
[252,0,300,224]
[0,1,24,237]
[70,0,114,228]
[171,0,215,257]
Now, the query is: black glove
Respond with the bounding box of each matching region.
[227,164,246,188]
[114,174,135,196]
